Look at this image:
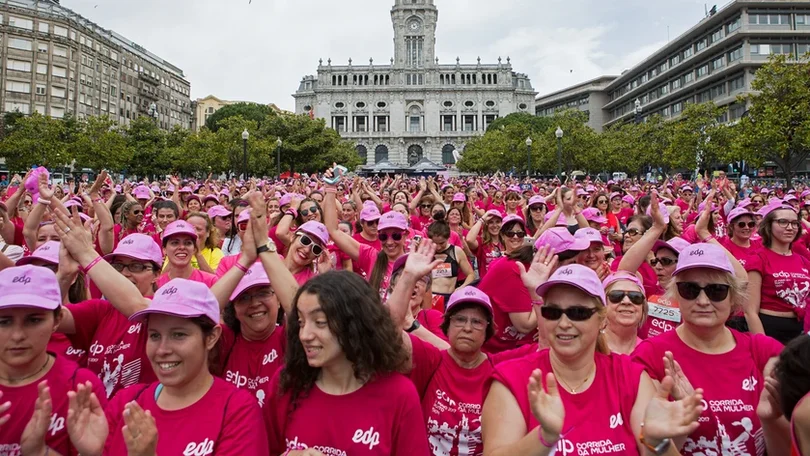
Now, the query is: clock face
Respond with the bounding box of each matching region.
[409,20,421,31]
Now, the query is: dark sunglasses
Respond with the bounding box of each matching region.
[596,199,608,204]
[420,204,431,209]
[540,306,599,322]
[530,205,545,212]
[503,231,526,239]
[606,290,645,305]
[751,200,763,205]
[649,257,677,267]
[676,282,730,301]
[111,263,153,273]
[378,232,403,242]
[364,220,379,226]
[132,210,143,215]
[736,221,756,229]
[298,234,324,255]
[300,207,318,217]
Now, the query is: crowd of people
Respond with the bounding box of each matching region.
[0,165,808,456]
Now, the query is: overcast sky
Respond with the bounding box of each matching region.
[64,0,719,111]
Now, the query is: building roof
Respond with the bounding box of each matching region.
[535,75,618,104]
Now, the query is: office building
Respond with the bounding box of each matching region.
[534,76,617,132]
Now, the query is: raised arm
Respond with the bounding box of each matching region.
[88,171,114,255]
[323,171,361,261]
[618,193,666,274]
[274,196,300,246]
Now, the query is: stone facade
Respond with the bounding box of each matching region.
[293,0,536,168]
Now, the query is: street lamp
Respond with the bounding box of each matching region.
[275,137,282,180]
[555,127,563,178]
[525,137,533,178]
[241,129,249,180]
[634,98,642,124]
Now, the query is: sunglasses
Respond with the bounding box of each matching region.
[625,228,644,237]
[300,207,318,217]
[736,221,756,229]
[539,306,599,322]
[606,290,645,305]
[676,282,730,301]
[420,204,431,209]
[378,232,403,242]
[775,219,799,229]
[110,263,153,273]
[364,220,379,226]
[236,289,274,304]
[530,205,545,212]
[503,231,526,239]
[298,234,324,256]
[649,257,677,267]
[132,210,143,215]
[751,200,763,205]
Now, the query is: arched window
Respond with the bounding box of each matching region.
[407,144,423,166]
[442,144,455,164]
[374,145,389,163]
[356,145,368,161]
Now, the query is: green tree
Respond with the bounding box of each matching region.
[70,116,130,172]
[124,116,166,179]
[0,113,72,171]
[665,101,730,173]
[732,54,810,183]
[487,112,553,134]
[205,103,275,132]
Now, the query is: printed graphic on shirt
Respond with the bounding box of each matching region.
[182,438,215,456]
[98,353,141,399]
[427,388,482,456]
[503,325,529,341]
[685,400,763,456]
[773,270,810,311]
[548,436,627,455]
[286,436,348,456]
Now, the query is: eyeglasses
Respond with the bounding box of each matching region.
[364,220,379,227]
[597,199,608,204]
[449,315,487,330]
[298,234,324,256]
[236,289,274,305]
[676,282,730,301]
[132,210,143,215]
[378,232,403,242]
[503,231,526,239]
[111,263,154,273]
[736,221,756,229]
[530,205,545,212]
[420,204,431,209]
[300,207,318,217]
[625,228,645,237]
[539,306,599,322]
[237,221,248,231]
[649,257,677,267]
[606,290,645,305]
[775,219,800,229]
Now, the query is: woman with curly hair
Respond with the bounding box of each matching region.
[185,212,224,273]
[264,271,428,455]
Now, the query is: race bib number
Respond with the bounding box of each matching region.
[432,263,452,278]
[648,302,681,323]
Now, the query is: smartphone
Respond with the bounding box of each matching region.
[323,165,347,185]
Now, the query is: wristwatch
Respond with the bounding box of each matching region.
[406,320,421,333]
[256,240,277,255]
[640,435,672,455]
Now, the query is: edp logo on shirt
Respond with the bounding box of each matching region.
[352,427,380,450]
[183,438,214,456]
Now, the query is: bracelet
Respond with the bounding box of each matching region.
[700,235,715,243]
[538,429,558,448]
[83,256,104,274]
[37,198,51,206]
[234,262,248,273]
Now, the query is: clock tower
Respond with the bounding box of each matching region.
[391,0,438,69]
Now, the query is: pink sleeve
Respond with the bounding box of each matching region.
[391,380,431,456]
[488,261,531,313]
[751,334,784,370]
[744,251,764,274]
[407,334,443,397]
[215,391,270,455]
[356,244,379,279]
[215,255,234,278]
[630,340,664,380]
[202,271,218,288]
[681,225,698,244]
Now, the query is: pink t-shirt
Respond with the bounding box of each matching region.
[67,299,157,399]
[416,308,447,342]
[355,244,399,296]
[292,265,318,285]
[639,294,680,340]
[216,253,260,278]
[746,248,810,319]
[719,237,762,268]
[103,378,268,455]
[632,329,783,456]
[478,258,536,353]
[157,268,217,288]
[264,371,429,455]
[610,256,662,297]
[48,332,87,366]
[471,237,503,279]
[218,325,286,409]
[0,355,106,456]
[353,232,382,251]
[492,349,642,455]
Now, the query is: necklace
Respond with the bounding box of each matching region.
[0,355,50,384]
[551,362,595,395]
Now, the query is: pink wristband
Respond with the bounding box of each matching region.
[83,256,104,274]
[538,429,557,448]
[234,262,248,273]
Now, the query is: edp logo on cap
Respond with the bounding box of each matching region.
[690,249,705,257]
[12,275,32,285]
[464,289,477,296]
[40,245,51,251]
[162,286,178,297]
[560,267,573,275]
[122,239,135,245]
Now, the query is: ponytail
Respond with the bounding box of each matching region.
[368,250,390,292]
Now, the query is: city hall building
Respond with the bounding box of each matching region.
[293,0,536,168]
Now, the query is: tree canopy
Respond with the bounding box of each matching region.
[204,102,275,132]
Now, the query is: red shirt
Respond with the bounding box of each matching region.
[746,248,810,319]
[471,237,503,279]
[416,308,447,342]
[0,355,107,456]
[478,258,535,353]
[264,371,429,456]
[492,350,642,455]
[632,329,783,456]
[67,299,157,399]
[103,378,268,455]
[219,325,286,409]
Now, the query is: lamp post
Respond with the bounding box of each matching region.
[634,98,642,124]
[525,137,533,178]
[555,127,563,178]
[241,129,249,180]
[148,103,159,125]
[275,137,282,180]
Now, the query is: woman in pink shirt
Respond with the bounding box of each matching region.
[157,220,217,288]
[264,271,429,455]
[633,243,784,456]
[465,210,504,279]
[66,279,269,455]
[483,264,704,455]
[602,271,647,354]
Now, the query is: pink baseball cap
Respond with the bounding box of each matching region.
[229,263,271,301]
[134,186,150,200]
[179,186,192,193]
[535,264,606,306]
[652,237,691,255]
[622,195,635,205]
[130,278,220,324]
[528,196,546,207]
[445,286,493,317]
[760,202,796,217]
[783,194,798,203]
[237,209,252,224]
[378,211,408,231]
[609,192,622,201]
[484,209,503,220]
[673,243,734,276]
[63,199,82,210]
[581,208,607,224]
[681,185,694,192]
[534,227,589,252]
[501,215,526,231]
[452,192,466,203]
[602,271,644,292]
[279,194,294,207]
[544,211,568,226]
[736,198,752,209]
[0,265,61,310]
[161,220,197,242]
[574,227,605,245]
[104,234,164,265]
[207,205,233,219]
[298,221,330,246]
[646,202,670,224]
[360,205,382,222]
[203,195,219,204]
[727,207,754,223]
[16,240,60,266]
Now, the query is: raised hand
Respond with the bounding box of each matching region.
[38,172,54,201]
[122,401,158,456]
[404,238,441,279]
[649,192,667,229]
[67,381,108,456]
[663,351,694,401]
[50,206,95,264]
[642,375,704,441]
[527,369,564,440]
[20,381,53,456]
[517,245,558,295]
[756,375,783,422]
[89,170,108,199]
[316,249,332,275]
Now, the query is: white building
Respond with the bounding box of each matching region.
[293,0,536,168]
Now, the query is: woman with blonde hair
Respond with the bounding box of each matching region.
[185,211,223,273]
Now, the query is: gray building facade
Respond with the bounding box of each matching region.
[293,0,536,168]
[535,76,617,132]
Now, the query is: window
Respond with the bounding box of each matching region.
[711,29,723,43]
[441,114,454,131]
[38,43,48,53]
[9,16,33,30]
[36,63,47,75]
[5,101,30,114]
[697,38,707,51]
[730,75,745,92]
[6,81,31,93]
[51,25,67,37]
[70,30,76,41]
[110,50,118,61]
[374,115,389,132]
[728,47,743,62]
[710,83,726,99]
[53,46,67,58]
[52,87,65,98]
[697,64,709,78]
[35,84,46,95]
[660,61,669,73]
[798,15,809,26]
[672,78,681,90]
[462,115,476,131]
[52,66,66,78]
[406,36,424,68]
[672,102,683,114]
[671,54,680,66]
[484,114,497,130]
[332,116,347,132]
[749,14,791,25]
[406,73,423,85]
[727,17,741,33]
[684,72,694,83]
[354,116,368,132]
[374,145,389,163]
[684,47,693,59]
[6,59,31,72]
[8,37,33,51]
[712,56,724,70]
[51,106,65,118]
[409,116,421,132]
[35,104,46,114]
